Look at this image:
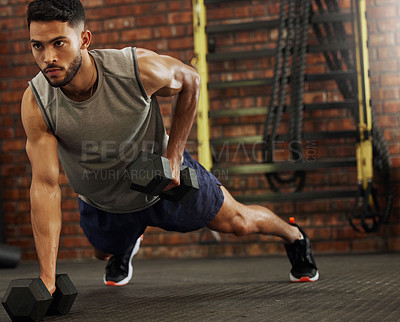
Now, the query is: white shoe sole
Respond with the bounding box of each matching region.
[290,270,319,282]
[103,236,142,286]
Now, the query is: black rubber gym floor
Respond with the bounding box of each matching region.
[1,253,400,321]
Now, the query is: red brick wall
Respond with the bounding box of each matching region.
[0,0,398,261]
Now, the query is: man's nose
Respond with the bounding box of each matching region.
[44,48,57,64]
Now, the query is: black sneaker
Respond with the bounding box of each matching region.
[284,218,319,282]
[103,236,142,286]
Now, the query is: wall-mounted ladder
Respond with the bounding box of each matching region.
[191,0,392,233]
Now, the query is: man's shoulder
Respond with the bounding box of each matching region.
[29,72,57,109]
[29,71,52,96]
[90,47,135,62]
[90,47,137,78]
[21,86,36,109]
[30,71,47,86]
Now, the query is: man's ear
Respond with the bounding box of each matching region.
[80,30,92,50]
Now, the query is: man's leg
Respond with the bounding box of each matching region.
[207,186,319,282]
[79,198,146,286]
[94,249,112,261]
[207,186,301,243]
[102,235,143,286]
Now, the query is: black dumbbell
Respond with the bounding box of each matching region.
[2,274,78,321]
[128,151,173,195]
[160,165,199,203]
[128,151,199,203]
[1,278,51,322]
[47,274,78,315]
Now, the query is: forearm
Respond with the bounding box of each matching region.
[30,182,62,293]
[165,85,199,160]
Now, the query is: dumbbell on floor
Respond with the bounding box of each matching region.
[1,274,78,322]
[47,274,78,315]
[128,151,199,203]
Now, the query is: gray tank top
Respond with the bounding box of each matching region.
[29,47,169,213]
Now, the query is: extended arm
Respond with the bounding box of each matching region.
[21,87,61,294]
[137,49,201,189]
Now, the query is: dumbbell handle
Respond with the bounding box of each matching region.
[160,166,199,203]
[128,152,199,203]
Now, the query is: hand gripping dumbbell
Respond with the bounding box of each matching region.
[2,274,78,322]
[128,151,199,203]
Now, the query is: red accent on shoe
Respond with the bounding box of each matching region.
[105,281,127,286]
[105,281,117,286]
[289,217,295,224]
[296,277,312,282]
[291,276,318,283]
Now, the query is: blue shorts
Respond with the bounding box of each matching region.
[79,151,224,255]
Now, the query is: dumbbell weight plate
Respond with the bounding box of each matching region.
[2,278,52,322]
[160,166,199,203]
[47,274,78,315]
[129,152,172,195]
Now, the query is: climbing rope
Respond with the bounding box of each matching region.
[262,0,392,232]
[263,0,311,192]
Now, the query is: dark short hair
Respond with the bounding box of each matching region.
[27,0,86,29]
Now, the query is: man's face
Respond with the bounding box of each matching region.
[29,21,83,88]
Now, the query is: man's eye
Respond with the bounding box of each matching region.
[32,44,42,50]
[55,41,65,47]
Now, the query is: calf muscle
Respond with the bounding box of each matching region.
[207,186,301,244]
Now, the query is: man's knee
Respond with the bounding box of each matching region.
[209,188,253,236]
[94,248,111,261]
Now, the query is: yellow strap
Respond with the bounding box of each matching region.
[354,0,373,188]
[192,0,212,170]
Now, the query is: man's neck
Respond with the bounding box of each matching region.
[61,52,97,102]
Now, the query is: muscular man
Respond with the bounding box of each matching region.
[22,0,318,294]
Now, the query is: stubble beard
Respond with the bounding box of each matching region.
[42,51,82,88]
